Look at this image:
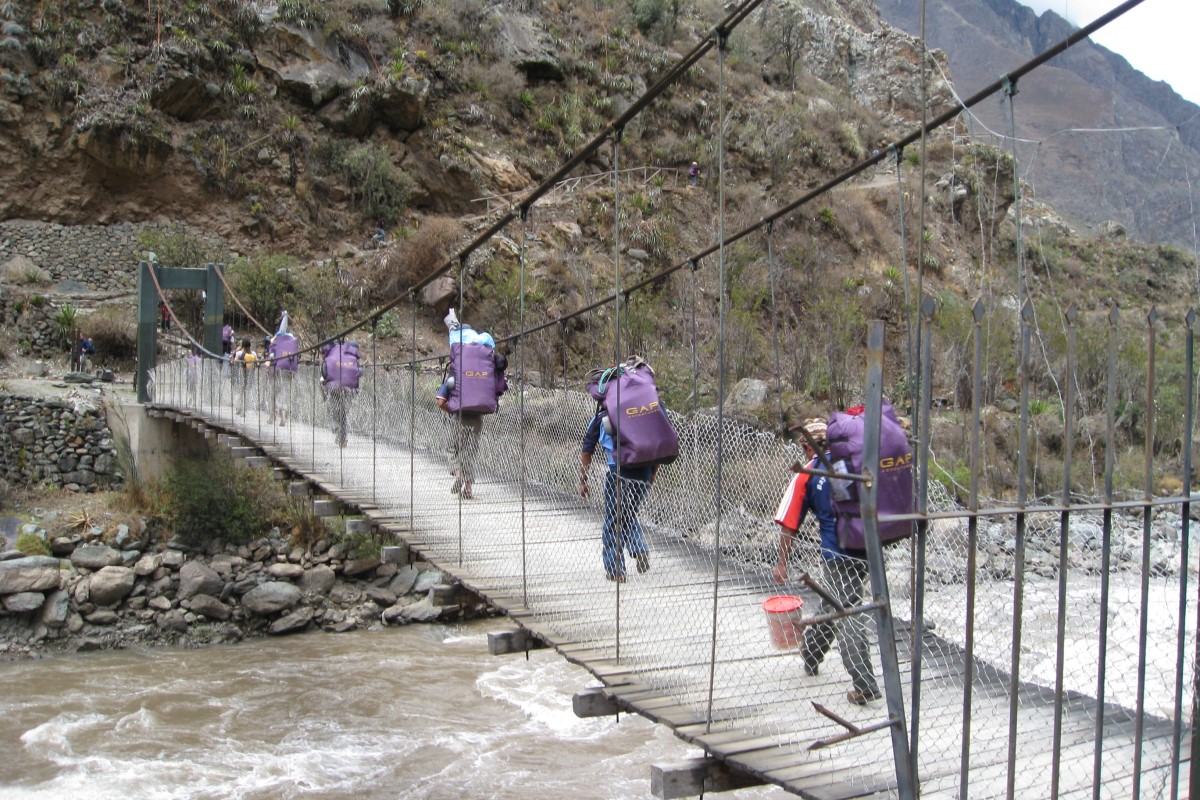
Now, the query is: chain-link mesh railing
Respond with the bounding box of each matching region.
[149,338,1196,798]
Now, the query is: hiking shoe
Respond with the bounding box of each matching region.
[461,483,473,500]
[606,573,627,583]
[636,552,650,573]
[451,477,461,494]
[847,688,882,706]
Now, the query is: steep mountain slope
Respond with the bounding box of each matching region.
[877,0,1200,248]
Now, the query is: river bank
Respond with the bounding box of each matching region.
[0,495,497,661]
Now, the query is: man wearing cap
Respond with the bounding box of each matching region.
[773,418,881,706]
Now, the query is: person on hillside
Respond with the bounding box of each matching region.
[773,418,880,706]
[232,338,259,416]
[221,323,234,356]
[321,340,362,448]
[72,332,95,373]
[688,161,701,187]
[578,398,655,583]
[267,318,299,427]
[158,299,171,331]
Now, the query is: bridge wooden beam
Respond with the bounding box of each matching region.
[312,498,341,517]
[380,544,411,564]
[650,758,763,799]
[488,627,549,656]
[288,482,310,498]
[571,686,619,718]
[429,583,459,605]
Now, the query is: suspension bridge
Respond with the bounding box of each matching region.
[130,0,1198,797]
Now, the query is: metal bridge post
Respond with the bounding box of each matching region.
[136,260,158,403]
[863,320,916,798]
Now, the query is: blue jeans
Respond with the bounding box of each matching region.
[602,467,651,577]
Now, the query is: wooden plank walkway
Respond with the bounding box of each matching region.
[147,368,1189,799]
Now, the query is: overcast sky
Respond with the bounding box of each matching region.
[1018,0,1199,105]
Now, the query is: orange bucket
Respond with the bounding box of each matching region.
[762,595,805,650]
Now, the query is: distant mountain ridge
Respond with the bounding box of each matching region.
[877,0,1200,249]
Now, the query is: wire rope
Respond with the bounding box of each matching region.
[611,129,625,659]
[518,207,530,608]
[704,27,728,734]
[211,264,272,336]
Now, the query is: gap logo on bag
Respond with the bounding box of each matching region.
[445,341,502,414]
[825,400,914,550]
[322,341,362,390]
[269,333,300,372]
[587,360,680,469]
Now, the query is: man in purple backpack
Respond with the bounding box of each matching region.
[436,311,508,499]
[773,417,881,706]
[267,327,299,427]
[321,340,361,448]
[578,357,678,582]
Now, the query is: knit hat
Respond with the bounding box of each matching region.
[802,419,827,445]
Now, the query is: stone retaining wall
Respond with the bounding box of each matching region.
[0,220,223,293]
[0,393,121,492]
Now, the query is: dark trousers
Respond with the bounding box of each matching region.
[803,556,879,695]
[601,468,651,578]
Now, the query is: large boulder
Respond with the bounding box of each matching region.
[70,544,123,570]
[298,564,336,595]
[256,23,371,108]
[267,562,305,580]
[40,589,70,628]
[188,593,231,621]
[3,591,46,613]
[89,566,136,606]
[0,556,61,594]
[178,560,224,600]
[268,606,314,634]
[242,581,302,616]
[494,12,564,82]
[377,79,429,132]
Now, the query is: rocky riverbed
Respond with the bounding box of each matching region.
[0,513,496,661]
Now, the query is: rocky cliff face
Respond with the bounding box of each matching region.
[877,0,1200,248]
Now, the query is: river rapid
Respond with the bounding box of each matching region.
[0,619,789,800]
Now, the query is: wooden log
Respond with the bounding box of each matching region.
[650,758,762,799]
[231,446,256,459]
[272,467,289,481]
[345,518,373,536]
[571,686,620,718]
[288,482,310,498]
[488,628,549,656]
[245,456,271,468]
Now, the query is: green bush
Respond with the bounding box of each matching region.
[157,452,286,546]
[16,532,51,557]
[226,253,297,328]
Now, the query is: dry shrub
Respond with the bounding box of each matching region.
[359,216,465,303]
[82,305,137,364]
